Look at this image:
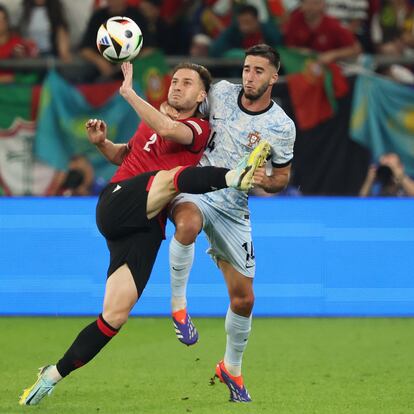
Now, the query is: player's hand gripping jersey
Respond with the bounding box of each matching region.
[200,80,296,221]
[111,117,210,183]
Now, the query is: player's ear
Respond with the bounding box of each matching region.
[197,90,207,103]
[269,72,278,86]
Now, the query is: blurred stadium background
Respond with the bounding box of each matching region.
[1,0,414,412]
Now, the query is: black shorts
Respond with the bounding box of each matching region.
[96,171,164,296]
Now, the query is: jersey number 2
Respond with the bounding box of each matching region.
[143,133,157,152]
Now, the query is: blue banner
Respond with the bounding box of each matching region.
[351,73,414,176]
[1,197,414,316]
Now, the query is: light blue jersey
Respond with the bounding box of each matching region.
[200,80,296,222]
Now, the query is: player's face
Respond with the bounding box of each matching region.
[168,68,206,112]
[242,55,278,101]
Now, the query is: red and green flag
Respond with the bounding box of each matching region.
[133,49,171,109]
[0,83,57,195]
[279,47,349,130]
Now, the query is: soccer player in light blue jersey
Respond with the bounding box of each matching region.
[169,44,296,402]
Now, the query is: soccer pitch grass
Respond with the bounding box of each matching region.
[1,318,413,414]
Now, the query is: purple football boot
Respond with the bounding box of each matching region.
[215,360,252,402]
[172,308,198,346]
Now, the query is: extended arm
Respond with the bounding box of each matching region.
[85,119,129,166]
[359,165,376,197]
[119,62,193,144]
[56,26,72,62]
[399,176,414,196]
[317,42,362,64]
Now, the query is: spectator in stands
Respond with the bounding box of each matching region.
[138,0,189,55]
[359,153,414,196]
[80,0,147,79]
[94,0,141,7]
[18,0,72,62]
[0,3,39,82]
[138,0,167,49]
[283,0,362,64]
[209,4,282,57]
[193,0,232,40]
[0,4,36,82]
[325,0,380,52]
[52,155,100,196]
[371,0,414,56]
[60,155,97,196]
[195,0,287,40]
[189,33,212,57]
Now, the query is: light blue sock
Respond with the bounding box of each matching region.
[224,307,252,376]
[169,236,194,311]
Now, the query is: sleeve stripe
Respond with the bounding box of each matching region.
[185,120,203,135]
[272,159,292,168]
[183,123,204,154]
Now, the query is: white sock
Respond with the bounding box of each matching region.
[224,307,252,377]
[169,236,194,312]
[46,365,62,383]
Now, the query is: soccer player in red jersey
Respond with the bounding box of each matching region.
[19,61,271,406]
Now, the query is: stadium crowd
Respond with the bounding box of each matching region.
[0,0,413,197]
[1,0,413,78]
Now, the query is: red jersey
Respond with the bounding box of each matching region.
[111,117,210,183]
[0,35,25,77]
[284,10,357,52]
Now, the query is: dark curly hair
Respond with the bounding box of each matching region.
[245,44,281,72]
[20,0,68,31]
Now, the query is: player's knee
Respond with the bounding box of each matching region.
[231,294,255,316]
[102,309,130,330]
[174,218,201,244]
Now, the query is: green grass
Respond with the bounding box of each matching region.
[1,317,414,414]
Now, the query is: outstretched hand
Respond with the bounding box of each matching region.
[120,62,133,97]
[86,118,107,145]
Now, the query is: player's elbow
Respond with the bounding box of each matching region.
[162,129,193,145]
[158,127,174,140]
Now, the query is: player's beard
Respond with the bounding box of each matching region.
[168,97,188,112]
[243,83,269,101]
[168,97,197,113]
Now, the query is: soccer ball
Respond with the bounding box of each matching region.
[96,16,143,63]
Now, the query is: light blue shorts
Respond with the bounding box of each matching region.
[170,194,255,278]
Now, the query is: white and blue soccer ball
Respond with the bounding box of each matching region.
[96,16,143,63]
